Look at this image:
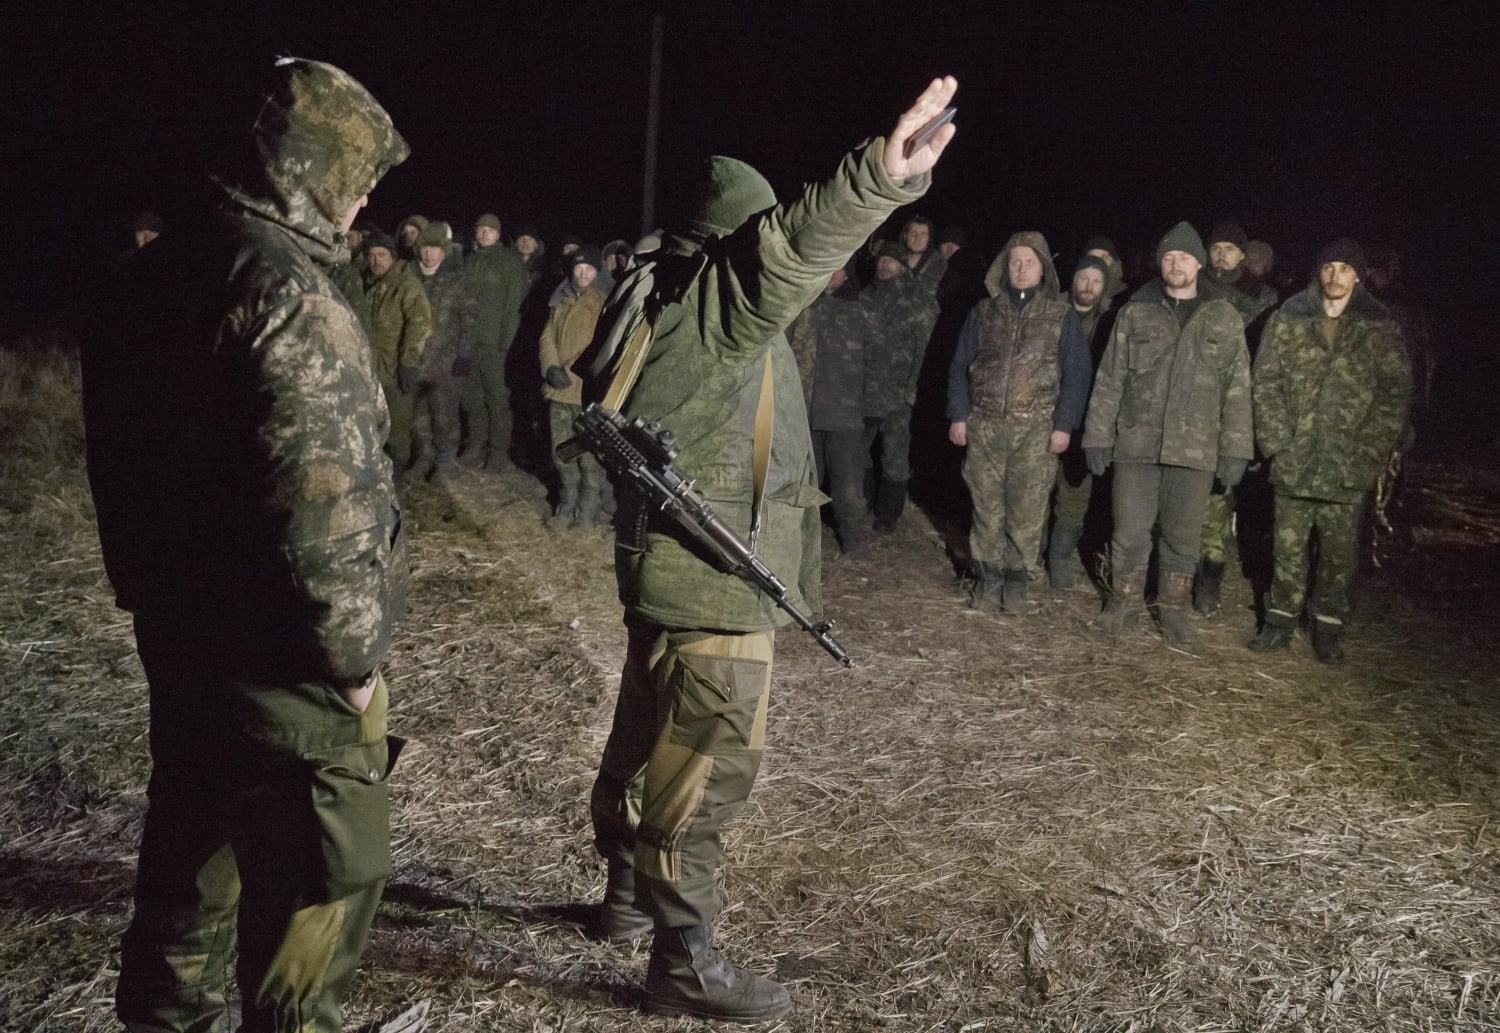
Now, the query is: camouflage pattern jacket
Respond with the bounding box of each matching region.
[603,138,929,631]
[416,260,480,370]
[539,282,606,406]
[328,258,371,332]
[947,231,1092,432]
[81,59,409,687]
[367,263,432,383]
[787,288,871,433]
[862,267,939,416]
[1083,277,1253,471]
[466,243,529,352]
[1209,265,1279,329]
[1253,284,1411,503]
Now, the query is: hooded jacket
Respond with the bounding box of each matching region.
[861,259,939,416]
[596,138,929,631]
[1082,274,1253,471]
[1253,283,1411,503]
[82,58,409,687]
[946,231,1092,432]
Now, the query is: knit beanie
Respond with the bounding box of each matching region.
[675,155,777,238]
[364,228,396,254]
[1208,220,1248,251]
[475,213,501,232]
[416,221,451,249]
[1074,254,1110,280]
[1083,235,1119,263]
[1246,240,1274,269]
[1155,221,1207,266]
[570,245,602,271]
[872,241,906,263]
[1315,238,1367,280]
[398,214,428,235]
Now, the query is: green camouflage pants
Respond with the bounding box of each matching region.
[963,418,1056,572]
[868,404,914,483]
[591,620,774,929]
[459,341,512,460]
[1051,448,1092,540]
[548,401,602,515]
[1267,492,1364,624]
[118,619,398,1033]
[1200,484,1236,563]
[378,375,417,473]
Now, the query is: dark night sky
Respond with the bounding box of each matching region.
[3,4,1495,353]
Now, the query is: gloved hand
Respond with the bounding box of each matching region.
[1216,456,1248,488]
[451,356,474,378]
[1085,446,1112,478]
[397,365,420,394]
[544,365,572,390]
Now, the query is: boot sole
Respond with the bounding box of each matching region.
[643,993,792,1023]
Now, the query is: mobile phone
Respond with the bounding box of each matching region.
[905,107,956,157]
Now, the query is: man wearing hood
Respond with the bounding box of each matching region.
[1083,222,1253,651]
[539,247,608,528]
[787,259,872,557]
[1195,220,1281,616]
[461,212,529,470]
[862,241,940,533]
[1249,239,1410,662]
[948,232,1091,612]
[395,213,427,261]
[586,78,956,1023]
[81,59,409,1033]
[412,220,481,482]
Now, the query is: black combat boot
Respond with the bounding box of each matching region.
[966,562,1003,610]
[1247,610,1295,652]
[1093,569,1145,634]
[594,859,653,945]
[1155,570,1200,652]
[1047,524,1083,591]
[1000,568,1037,615]
[1193,559,1226,617]
[1311,617,1344,664]
[872,478,908,534]
[643,926,791,1023]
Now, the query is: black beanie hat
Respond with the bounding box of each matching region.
[1074,254,1110,280]
[570,245,602,272]
[364,229,397,254]
[1155,221,1207,266]
[1208,220,1248,251]
[1315,238,1367,280]
[939,225,968,247]
[1083,235,1119,262]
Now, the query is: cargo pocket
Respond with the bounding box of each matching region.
[667,651,769,756]
[303,734,405,902]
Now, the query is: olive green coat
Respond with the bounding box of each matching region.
[1253,283,1411,503]
[1083,277,1253,471]
[539,283,606,405]
[613,138,928,631]
[466,242,529,350]
[367,264,431,381]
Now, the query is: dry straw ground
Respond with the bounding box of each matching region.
[2,342,1498,1032]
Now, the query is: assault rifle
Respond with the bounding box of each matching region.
[558,403,853,668]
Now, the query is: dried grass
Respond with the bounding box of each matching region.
[2,343,1498,1031]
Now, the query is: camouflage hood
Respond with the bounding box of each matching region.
[984,231,1060,299]
[212,58,409,264]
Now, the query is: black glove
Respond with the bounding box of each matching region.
[863,416,883,430]
[1216,456,1248,488]
[397,365,419,394]
[451,356,474,378]
[1085,447,1112,478]
[544,365,572,390]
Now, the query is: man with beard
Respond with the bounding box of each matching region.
[587,78,957,1022]
[1083,222,1253,651]
[948,232,1091,613]
[900,213,948,294]
[863,241,939,534]
[82,58,408,1033]
[412,220,480,483]
[1047,253,1114,590]
[1249,239,1410,662]
[1194,220,1281,615]
[461,212,528,470]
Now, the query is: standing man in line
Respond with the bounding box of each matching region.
[412,220,481,483]
[365,229,433,476]
[462,212,529,470]
[1249,239,1411,662]
[587,78,957,1024]
[1082,222,1253,651]
[82,58,409,1033]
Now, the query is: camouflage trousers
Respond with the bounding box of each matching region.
[459,341,512,462]
[378,375,417,474]
[1200,483,1236,564]
[548,401,602,516]
[1267,492,1364,624]
[963,418,1056,572]
[1051,447,1093,540]
[118,618,397,1033]
[591,620,775,929]
[866,404,913,483]
[416,352,468,471]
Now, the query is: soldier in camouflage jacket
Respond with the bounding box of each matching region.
[365,231,432,473]
[82,58,408,1033]
[1249,240,1411,661]
[412,220,481,479]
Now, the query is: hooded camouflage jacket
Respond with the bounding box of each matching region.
[82,59,409,687]
[862,266,939,416]
[1253,284,1411,503]
[604,138,928,631]
[1083,276,1253,471]
[416,259,480,368]
[947,231,1092,431]
[366,262,431,382]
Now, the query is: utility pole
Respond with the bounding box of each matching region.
[641,12,664,239]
